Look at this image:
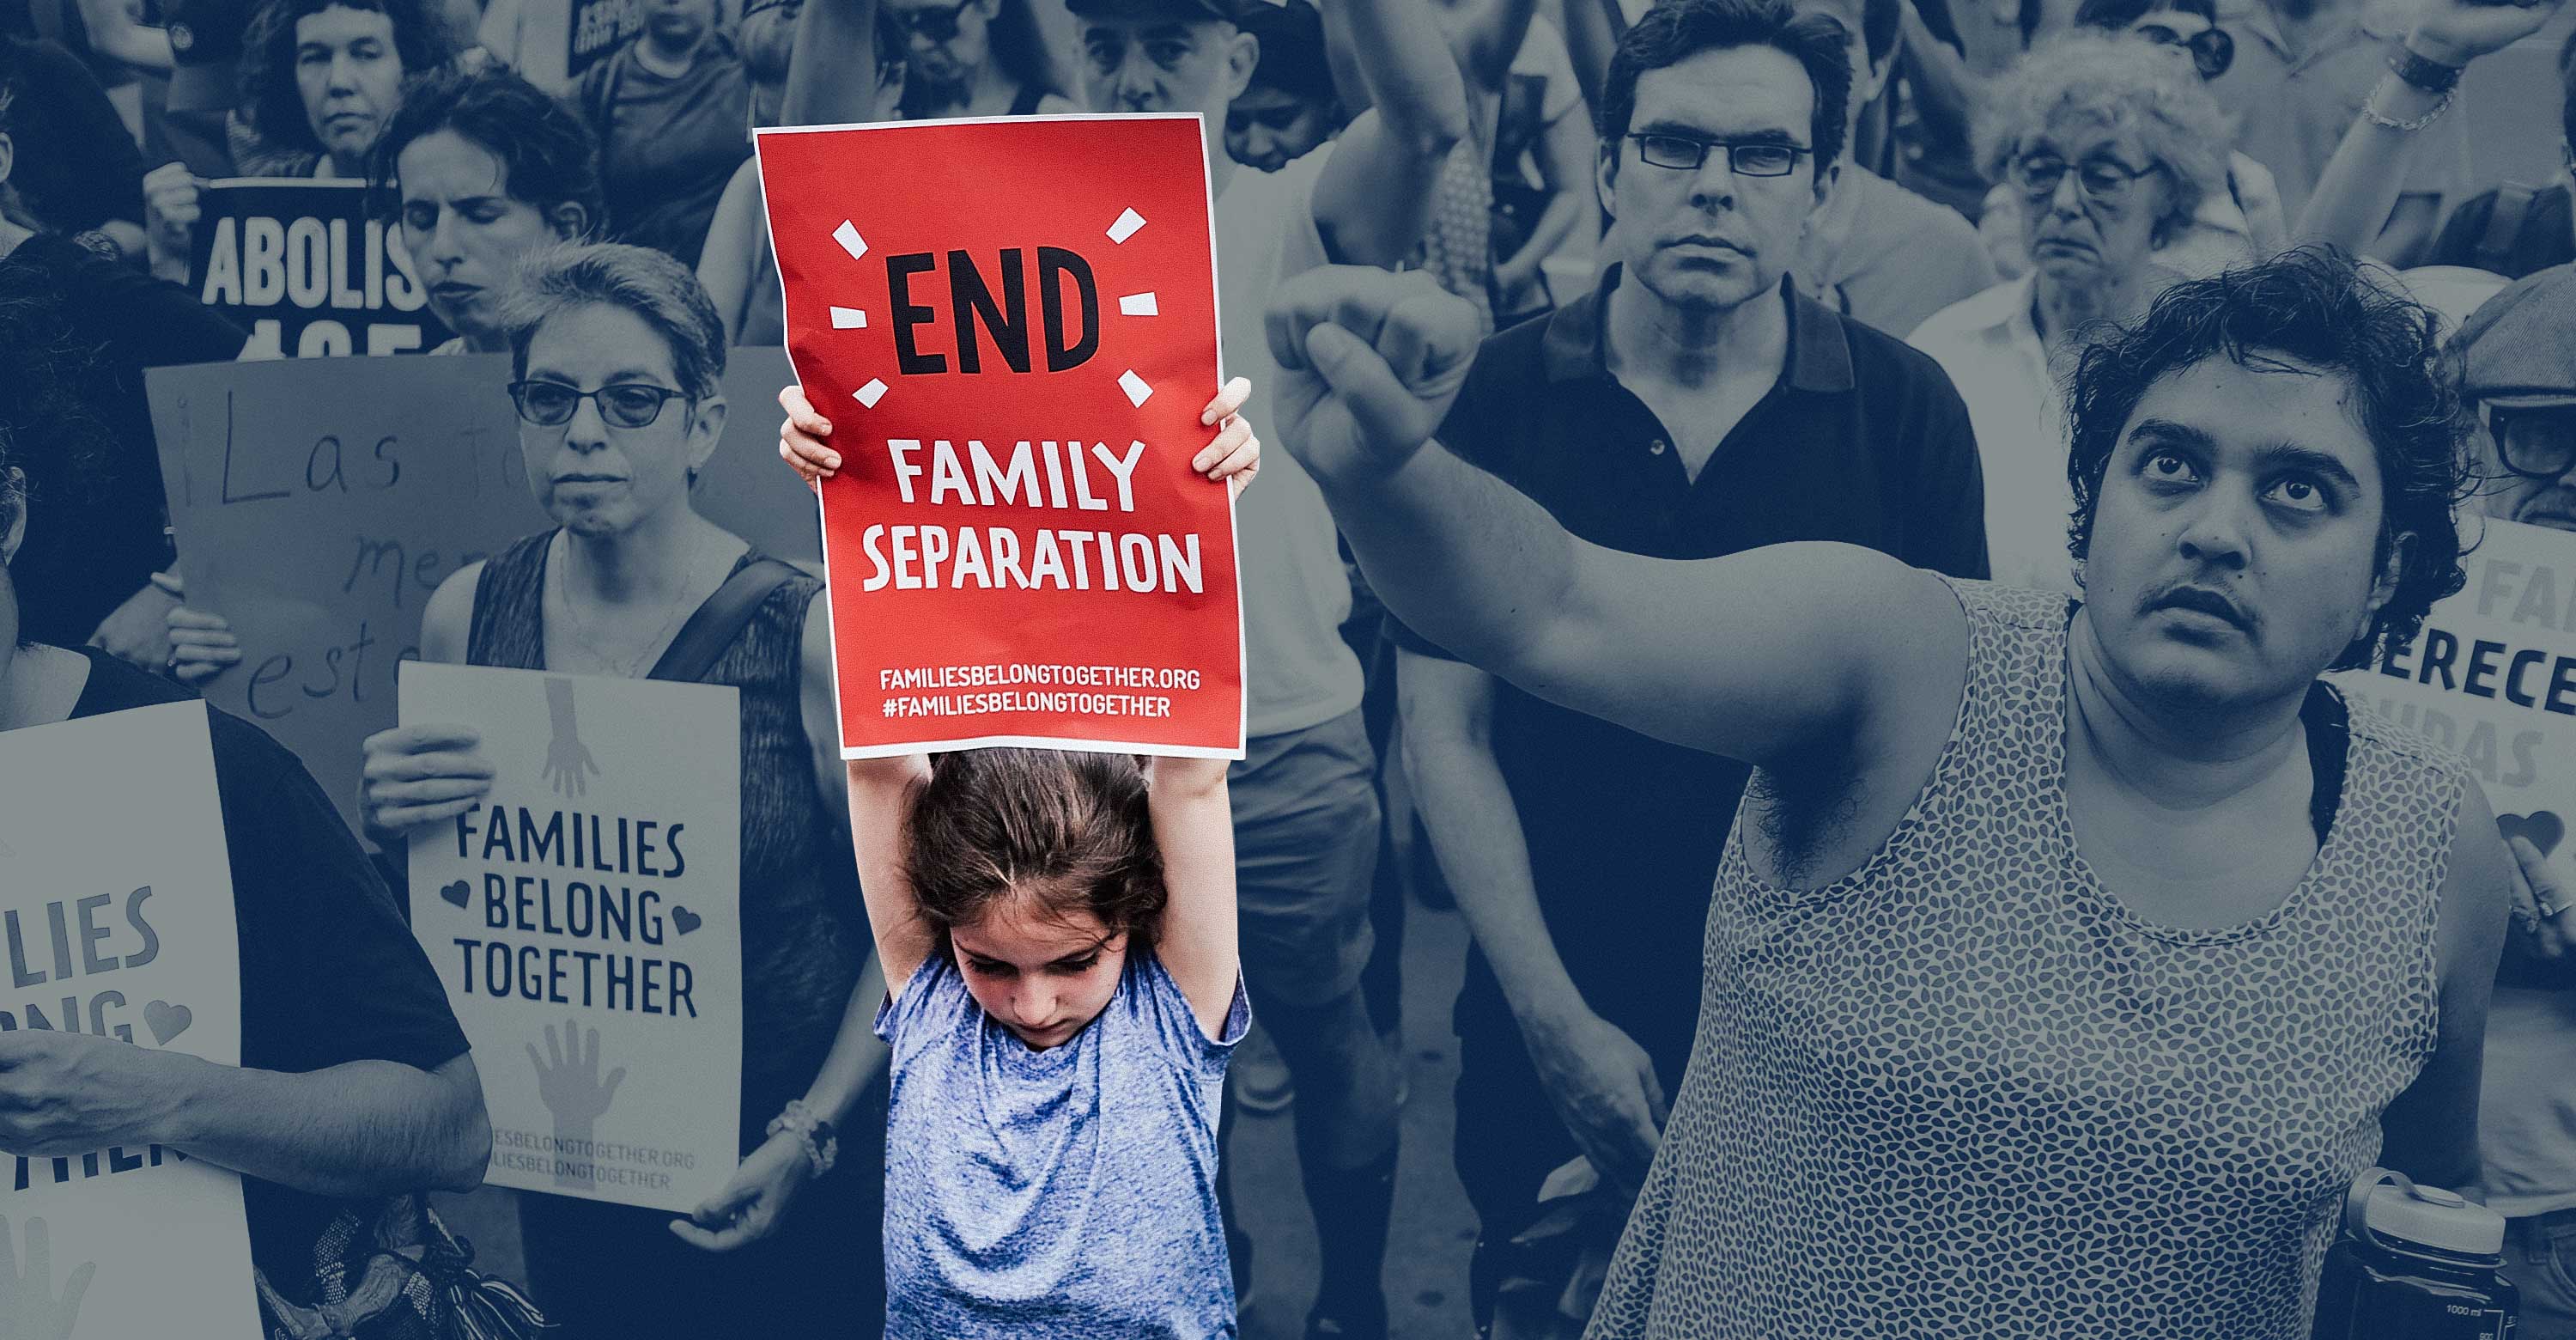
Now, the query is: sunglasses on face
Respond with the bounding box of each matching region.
[1627,132,1812,177]
[2133,21,2234,78]
[890,0,975,42]
[2488,406,2576,480]
[509,381,693,429]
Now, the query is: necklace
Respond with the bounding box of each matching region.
[551,528,711,678]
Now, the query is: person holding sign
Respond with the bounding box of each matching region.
[1265,248,2518,1337]
[0,257,495,1336]
[780,0,1471,1329]
[2428,264,2576,1338]
[143,0,459,282]
[817,471,1260,1337]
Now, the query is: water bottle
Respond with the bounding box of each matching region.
[2312,1167,2518,1340]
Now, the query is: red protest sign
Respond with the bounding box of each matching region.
[755,115,1242,760]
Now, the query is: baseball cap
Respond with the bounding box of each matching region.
[1063,0,1258,22]
[165,0,257,113]
[2451,264,2576,411]
[1238,0,1332,100]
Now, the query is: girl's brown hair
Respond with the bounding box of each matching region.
[904,748,1167,953]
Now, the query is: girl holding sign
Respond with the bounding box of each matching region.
[781,375,1262,1337]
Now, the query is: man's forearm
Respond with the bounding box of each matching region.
[168,1055,490,1199]
[1401,717,1587,1027]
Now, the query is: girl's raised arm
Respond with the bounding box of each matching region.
[1144,756,1240,1041]
[847,754,938,1001]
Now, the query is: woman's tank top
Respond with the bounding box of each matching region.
[1585,578,2464,1340]
[465,531,866,1124]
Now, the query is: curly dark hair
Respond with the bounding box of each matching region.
[366,64,606,236]
[1597,0,1853,175]
[242,0,458,159]
[2064,247,2476,672]
[903,748,1167,957]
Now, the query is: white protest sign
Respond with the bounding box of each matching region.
[401,663,742,1213]
[0,701,260,1337]
[2335,517,2576,880]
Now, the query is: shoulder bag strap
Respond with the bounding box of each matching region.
[647,557,804,684]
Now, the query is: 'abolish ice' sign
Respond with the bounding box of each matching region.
[753,115,1243,761]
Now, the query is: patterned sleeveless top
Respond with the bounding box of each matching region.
[467,531,867,1131]
[1584,579,2465,1340]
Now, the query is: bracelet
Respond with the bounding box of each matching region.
[2387,46,2463,94]
[2360,84,2455,133]
[766,1099,839,1178]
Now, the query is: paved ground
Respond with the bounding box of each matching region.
[433,898,1488,1339]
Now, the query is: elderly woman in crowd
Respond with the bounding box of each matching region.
[143,0,458,281]
[1978,0,2289,282]
[1908,29,2229,594]
[355,242,886,1334]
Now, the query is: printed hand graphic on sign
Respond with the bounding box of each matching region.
[0,1217,95,1340]
[530,1019,625,1191]
[542,678,600,800]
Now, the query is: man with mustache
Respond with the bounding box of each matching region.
[2441,264,2576,1340]
[1388,2,1984,1333]
[1265,242,2515,1337]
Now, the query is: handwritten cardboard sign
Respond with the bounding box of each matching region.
[0,702,261,1337]
[403,663,743,1213]
[144,348,821,840]
[755,115,1245,759]
[186,179,453,358]
[2334,517,2576,882]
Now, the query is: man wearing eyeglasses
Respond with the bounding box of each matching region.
[1388,2,1985,1333]
[2442,264,2576,1340]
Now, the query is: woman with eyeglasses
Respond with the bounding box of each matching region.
[355,242,887,1335]
[1909,30,2227,594]
[1977,0,2292,282]
[887,0,1075,120]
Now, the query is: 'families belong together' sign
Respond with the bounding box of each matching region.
[753,114,1244,760]
[402,664,744,1214]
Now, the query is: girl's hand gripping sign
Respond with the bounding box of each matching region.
[755,115,1244,759]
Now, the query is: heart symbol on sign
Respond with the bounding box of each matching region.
[2500,811,2566,860]
[672,906,702,936]
[440,880,471,910]
[144,1001,192,1045]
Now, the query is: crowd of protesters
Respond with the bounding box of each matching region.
[3,0,2576,1335]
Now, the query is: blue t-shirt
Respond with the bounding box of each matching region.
[876,948,1249,1337]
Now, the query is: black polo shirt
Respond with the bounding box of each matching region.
[1396,265,1989,1081]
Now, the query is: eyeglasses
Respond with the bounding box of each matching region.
[2133,22,2234,78]
[1626,133,1812,177]
[508,381,693,429]
[2488,406,2576,480]
[2011,154,2161,204]
[888,0,975,42]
